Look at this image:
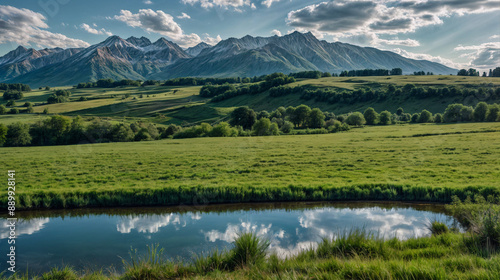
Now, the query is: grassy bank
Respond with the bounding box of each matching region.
[4,197,500,279]
[1,123,499,210]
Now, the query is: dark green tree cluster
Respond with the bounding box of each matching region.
[76,79,142,88]
[457,68,480,76]
[0,83,31,92]
[390,68,403,75]
[491,67,500,77]
[413,71,433,75]
[173,122,238,139]
[0,116,170,147]
[47,90,71,104]
[289,71,332,79]
[202,73,296,102]
[273,84,500,106]
[141,80,160,86]
[443,102,499,123]
[163,77,244,86]
[3,90,23,100]
[338,69,391,77]
[227,105,349,137]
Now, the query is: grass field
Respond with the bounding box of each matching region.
[1,122,499,209]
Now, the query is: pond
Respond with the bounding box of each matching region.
[0,201,459,274]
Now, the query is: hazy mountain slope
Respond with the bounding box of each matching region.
[8,36,190,87]
[0,47,83,82]
[155,32,455,79]
[4,32,457,87]
[185,42,211,57]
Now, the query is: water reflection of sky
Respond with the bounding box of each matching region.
[0,203,457,273]
[0,218,50,239]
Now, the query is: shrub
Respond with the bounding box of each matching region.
[486,104,499,122]
[444,104,464,122]
[3,90,23,100]
[8,108,19,114]
[280,121,294,134]
[428,221,449,235]
[308,108,326,128]
[378,110,392,125]
[252,118,279,136]
[0,105,6,115]
[474,102,488,122]
[345,112,366,126]
[418,110,433,123]
[0,124,7,146]
[410,113,420,123]
[5,122,31,147]
[229,233,270,268]
[210,122,237,137]
[230,106,257,130]
[434,113,443,123]
[6,100,16,107]
[460,106,474,122]
[447,196,500,252]
[161,124,182,138]
[363,107,379,125]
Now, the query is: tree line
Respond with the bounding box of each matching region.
[270,83,500,105]
[0,83,31,92]
[458,67,500,77]
[200,73,296,101]
[1,101,499,147]
[76,79,142,88]
[0,116,174,147]
[338,68,402,77]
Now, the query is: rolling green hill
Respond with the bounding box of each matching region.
[1,75,499,127]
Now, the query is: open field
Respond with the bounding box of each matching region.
[1,122,499,209]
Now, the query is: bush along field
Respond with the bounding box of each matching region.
[3,197,500,279]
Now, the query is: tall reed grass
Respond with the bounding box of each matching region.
[6,184,500,210]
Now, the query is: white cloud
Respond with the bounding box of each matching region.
[1,218,50,239]
[202,33,222,45]
[393,48,463,70]
[271,29,282,36]
[181,0,252,10]
[378,38,420,47]
[112,9,202,47]
[80,23,113,36]
[0,5,89,48]
[262,0,282,8]
[286,0,500,42]
[454,42,500,70]
[334,33,420,48]
[143,0,153,4]
[251,3,257,9]
[489,35,500,39]
[177,12,191,19]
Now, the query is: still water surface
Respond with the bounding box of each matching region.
[0,202,458,274]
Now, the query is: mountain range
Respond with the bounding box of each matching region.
[0,32,456,87]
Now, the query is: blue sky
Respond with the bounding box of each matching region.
[0,0,499,71]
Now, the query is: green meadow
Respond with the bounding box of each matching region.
[1,122,499,209]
